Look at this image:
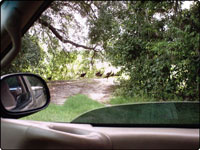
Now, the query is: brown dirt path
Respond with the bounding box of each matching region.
[47,78,118,105]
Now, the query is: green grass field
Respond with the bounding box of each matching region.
[22,94,104,122]
[22,94,157,122]
[109,95,156,105]
[22,94,197,123]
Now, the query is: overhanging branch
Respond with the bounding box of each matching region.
[38,19,95,51]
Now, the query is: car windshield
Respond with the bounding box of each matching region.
[1,1,199,127]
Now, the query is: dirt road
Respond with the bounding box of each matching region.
[47,78,118,105]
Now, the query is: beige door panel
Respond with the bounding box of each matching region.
[1,119,112,149]
[94,127,199,149]
[1,118,199,149]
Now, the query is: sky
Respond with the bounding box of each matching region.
[181,1,194,9]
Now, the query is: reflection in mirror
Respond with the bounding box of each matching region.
[1,75,48,112]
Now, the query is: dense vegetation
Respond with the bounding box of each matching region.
[89,1,199,100]
[2,1,199,101]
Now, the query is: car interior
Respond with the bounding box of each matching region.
[1,80,16,110]
[1,1,199,149]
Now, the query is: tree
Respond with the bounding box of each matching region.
[2,1,106,80]
[3,1,199,101]
[88,1,199,100]
[1,33,43,75]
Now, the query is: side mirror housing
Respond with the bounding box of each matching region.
[0,73,50,118]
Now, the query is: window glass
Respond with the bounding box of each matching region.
[5,76,23,98]
[1,1,199,126]
[72,102,199,127]
[26,76,47,100]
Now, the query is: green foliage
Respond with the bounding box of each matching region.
[22,94,104,122]
[3,1,199,102]
[1,33,43,75]
[2,33,106,80]
[89,1,199,100]
[109,96,156,105]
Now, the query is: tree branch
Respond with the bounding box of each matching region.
[38,19,95,50]
[90,51,96,67]
[82,2,98,20]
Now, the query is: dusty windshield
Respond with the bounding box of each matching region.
[1,1,199,126]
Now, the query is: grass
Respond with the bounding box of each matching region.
[21,92,183,123]
[109,95,156,105]
[22,94,157,122]
[22,94,104,122]
[21,94,198,124]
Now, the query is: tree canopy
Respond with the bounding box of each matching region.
[2,1,199,101]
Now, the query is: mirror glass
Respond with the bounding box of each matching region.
[1,75,48,112]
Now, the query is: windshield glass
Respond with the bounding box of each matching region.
[1,1,199,127]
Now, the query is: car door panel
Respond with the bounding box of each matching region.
[94,127,199,149]
[1,118,199,149]
[1,119,112,149]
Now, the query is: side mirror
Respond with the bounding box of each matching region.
[0,73,50,118]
